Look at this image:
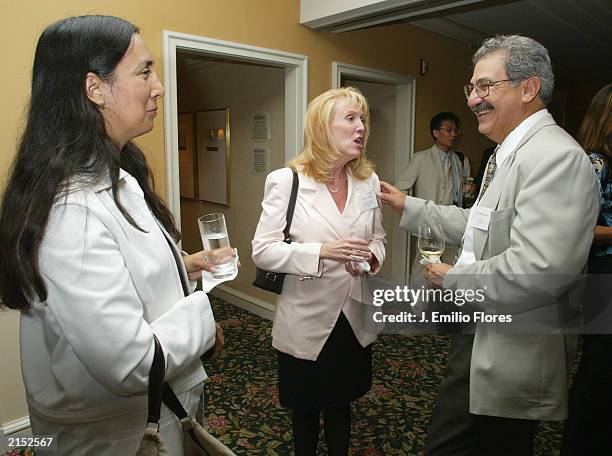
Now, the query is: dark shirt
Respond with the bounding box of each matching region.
[589,150,612,256]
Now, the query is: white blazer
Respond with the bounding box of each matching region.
[252,167,386,361]
[22,169,216,454]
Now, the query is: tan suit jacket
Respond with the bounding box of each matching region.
[396,145,467,206]
[252,167,386,361]
[399,114,599,420]
[396,146,465,275]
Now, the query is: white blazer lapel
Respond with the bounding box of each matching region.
[343,174,371,227]
[301,174,351,239]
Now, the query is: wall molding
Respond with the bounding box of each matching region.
[210,285,274,321]
[162,30,308,231]
[1,416,30,435]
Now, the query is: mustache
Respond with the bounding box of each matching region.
[472,101,494,113]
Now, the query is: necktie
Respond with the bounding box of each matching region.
[477,148,498,202]
[443,156,451,180]
[453,147,498,263]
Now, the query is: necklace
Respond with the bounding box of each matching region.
[327,182,340,193]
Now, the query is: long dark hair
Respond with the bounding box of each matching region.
[578,83,612,157]
[0,15,179,310]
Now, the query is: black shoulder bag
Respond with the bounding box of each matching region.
[252,170,299,294]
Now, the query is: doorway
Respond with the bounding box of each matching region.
[163,31,308,316]
[333,62,416,286]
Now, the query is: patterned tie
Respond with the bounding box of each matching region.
[453,147,498,263]
[477,148,498,202]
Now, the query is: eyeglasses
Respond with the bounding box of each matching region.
[463,78,523,99]
[438,127,461,135]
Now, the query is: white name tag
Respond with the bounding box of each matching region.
[358,190,379,212]
[470,206,492,231]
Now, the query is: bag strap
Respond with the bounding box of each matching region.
[162,381,189,420]
[147,335,166,427]
[150,336,212,455]
[150,336,192,421]
[283,170,299,242]
[455,151,465,167]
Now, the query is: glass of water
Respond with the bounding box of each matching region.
[198,213,235,279]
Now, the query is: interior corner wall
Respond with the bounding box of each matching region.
[5,0,588,425]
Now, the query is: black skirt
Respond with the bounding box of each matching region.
[277,312,372,412]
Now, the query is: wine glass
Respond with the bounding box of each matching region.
[417,223,445,263]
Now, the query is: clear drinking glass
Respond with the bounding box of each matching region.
[349,224,371,273]
[197,213,235,279]
[417,223,445,263]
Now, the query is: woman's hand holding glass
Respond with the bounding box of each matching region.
[321,238,371,277]
[320,238,371,262]
[345,256,372,276]
[183,248,238,281]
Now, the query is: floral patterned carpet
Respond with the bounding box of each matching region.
[204,297,564,456]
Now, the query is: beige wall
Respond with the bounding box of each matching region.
[5,0,592,426]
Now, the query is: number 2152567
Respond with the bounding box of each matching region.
[7,435,57,450]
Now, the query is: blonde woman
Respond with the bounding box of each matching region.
[252,87,386,455]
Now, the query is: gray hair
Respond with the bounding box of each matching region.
[472,35,554,105]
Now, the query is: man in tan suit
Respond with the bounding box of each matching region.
[396,112,470,207]
[395,112,470,278]
[379,35,599,455]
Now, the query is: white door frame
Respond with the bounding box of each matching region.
[332,62,416,285]
[162,31,308,229]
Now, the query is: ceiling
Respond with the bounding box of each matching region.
[412,0,612,82]
[303,0,612,84]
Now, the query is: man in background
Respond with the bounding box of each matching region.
[396,112,471,272]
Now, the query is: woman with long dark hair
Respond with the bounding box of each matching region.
[562,83,612,455]
[0,15,225,454]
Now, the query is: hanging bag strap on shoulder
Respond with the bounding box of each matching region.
[283,170,299,243]
[252,170,299,294]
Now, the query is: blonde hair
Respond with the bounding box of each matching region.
[290,87,374,182]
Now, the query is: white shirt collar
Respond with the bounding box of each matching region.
[495,109,549,169]
[91,168,130,193]
[435,145,452,160]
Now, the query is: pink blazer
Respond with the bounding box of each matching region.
[252,167,386,360]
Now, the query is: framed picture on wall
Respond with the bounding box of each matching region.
[195,108,231,206]
[178,113,196,199]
